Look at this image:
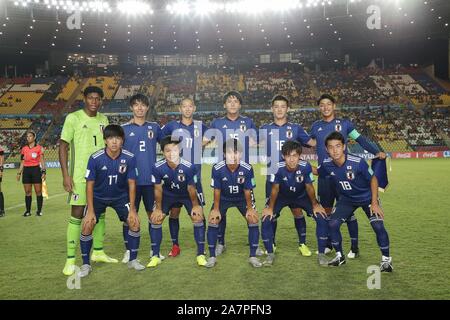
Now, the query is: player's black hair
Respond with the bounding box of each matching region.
[223,90,243,105]
[83,86,104,99]
[223,138,243,154]
[26,130,36,138]
[281,140,302,156]
[130,93,150,107]
[160,135,181,151]
[325,131,345,146]
[271,94,289,107]
[317,93,336,106]
[103,124,125,140]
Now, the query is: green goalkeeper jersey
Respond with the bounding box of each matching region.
[60,109,109,184]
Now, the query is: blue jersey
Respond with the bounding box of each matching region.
[210,115,258,163]
[269,160,314,199]
[151,159,197,198]
[85,148,137,201]
[211,160,255,202]
[310,118,358,165]
[260,122,311,165]
[161,119,208,172]
[122,121,161,186]
[318,154,374,204]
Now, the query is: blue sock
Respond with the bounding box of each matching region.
[370,218,390,257]
[314,215,329,254]
[207,223,219,257]
[217,214,226,246]
[169,217,180,246]
[346,216,359,250]
[272,219,278,246]
[127,229,140,261]
[328,219,343,255]
[80,233,93,265]
[193,222,205,256]
[294,215,307,245]
[123,222,129,250]
[248,223,260,257]
[261,218,274,254]
[150,223,162,257]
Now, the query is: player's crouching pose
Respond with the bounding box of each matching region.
[78,125,144,278]
[320,132,393,271]
[261,141,326,266]
[148,135,206,268]
[206,139,262,268]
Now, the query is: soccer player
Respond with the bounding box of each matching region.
[121,93,163,263]
[260,95,316,255]
[147,135,206,268]
[205,139,261,268]
[319,132,392,271]
[310,94,386,258]
[0,146,4,217]
[16,130,46,217]
[261,141,326,266]
[59,86,117,276]
[161,97,208,257]
[207,91,259,256]
[78,125,144,277]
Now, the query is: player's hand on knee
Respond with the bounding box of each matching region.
[191,205,204,222]
[261,207,273,221]
[208,209,221,225]
[313,203,327,219]
[83,211,97,233]
[246,208,259,224]
[150,209,164,225]
[370,202,384,219]
[127,210,140,230]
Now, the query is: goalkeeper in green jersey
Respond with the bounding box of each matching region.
[59,86,118,276]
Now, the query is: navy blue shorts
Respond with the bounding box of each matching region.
[162,195,201,216]
[330,199,380,222]
[212,196,256,217]
[195,166,205,206]
[93,197,130,222]
[318,175,339,208]
[135,185,155,213]
[273,196,313,218]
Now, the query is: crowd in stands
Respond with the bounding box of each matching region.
[1,65,450,161]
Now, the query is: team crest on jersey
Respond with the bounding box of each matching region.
[286,129,293,139]
[335,124,342,132]
[177,173,185,182]
[31,152,37,159]
[237,176,245,184]
[295,174,304,183]
[148,130,154,139]
[346,170,355,180]
[194,128,200,138]
[239,124,247,132]
[119,164,127,174]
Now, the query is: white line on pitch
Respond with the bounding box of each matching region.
[5,192,67,210]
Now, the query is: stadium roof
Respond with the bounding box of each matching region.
[0,0,449,55]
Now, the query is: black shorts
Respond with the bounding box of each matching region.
[22,166,42,184]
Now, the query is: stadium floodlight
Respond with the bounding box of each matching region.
[117,1,153,15]
[194,0,219,16]
[167,0,190,15]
